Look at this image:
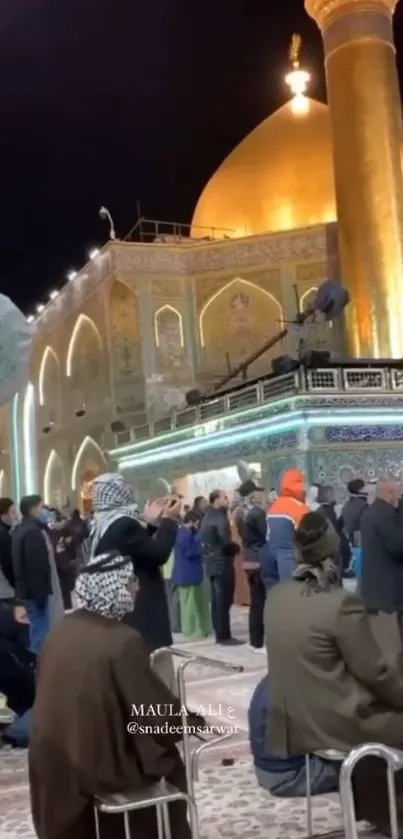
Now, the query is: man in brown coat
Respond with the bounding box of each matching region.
[29,553,202,839]
[265,513,403,757]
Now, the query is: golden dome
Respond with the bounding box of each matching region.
[191,98,337,238]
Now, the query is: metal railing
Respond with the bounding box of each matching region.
[150,646,243,812]
[114,363,403,448]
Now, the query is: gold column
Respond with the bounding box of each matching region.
[305,0,403,358]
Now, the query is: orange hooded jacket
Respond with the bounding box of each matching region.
[266,469,310,580]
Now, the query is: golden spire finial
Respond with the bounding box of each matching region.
[289,34,302,69]
[285,33,310,114]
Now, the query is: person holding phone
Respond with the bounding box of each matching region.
[87,474,180,690]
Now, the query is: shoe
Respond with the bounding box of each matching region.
[216,638,244,646]
[249,645,266,655]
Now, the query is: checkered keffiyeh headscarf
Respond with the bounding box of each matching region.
[75,552,135,619]
[89,473,144,555]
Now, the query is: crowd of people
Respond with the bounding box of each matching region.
[2,470,403,837]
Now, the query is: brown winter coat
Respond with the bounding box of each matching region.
[29,611,192,839]
[265,580,403,756]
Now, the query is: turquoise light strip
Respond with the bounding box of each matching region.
[109,395,297,457]
[118,409,403,470]
[11,394,21,500]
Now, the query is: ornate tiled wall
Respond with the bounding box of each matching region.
[121,421,403,505]
[10,222,344,506]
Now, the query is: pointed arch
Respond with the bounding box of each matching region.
[38,346,60,406]
[44,449,64,505]
[154,305,184,347]
[71,436,107,491]
[66,314,102,378]
[300,286,318,312]
[199,277,283,346]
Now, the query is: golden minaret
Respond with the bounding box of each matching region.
[305,0,403,358]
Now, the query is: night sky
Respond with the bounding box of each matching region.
[2,0,403,314]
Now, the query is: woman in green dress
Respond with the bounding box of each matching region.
[172,511,212,638]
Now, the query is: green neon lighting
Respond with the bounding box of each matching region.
[119,410,303,468]
[108,395,297,457]
[118,409,403,470]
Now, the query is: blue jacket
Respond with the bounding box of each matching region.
[248,677,304,774]
[172,527,203,586]
[259,541,279,589]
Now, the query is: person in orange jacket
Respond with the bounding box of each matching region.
[266,469,310,581]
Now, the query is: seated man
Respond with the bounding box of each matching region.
[248,676,339,797]
[0,601,35,717]
[265,511,403,835]
[29,550,203,839]
[0,601,35,748]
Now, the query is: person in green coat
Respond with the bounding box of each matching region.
[172,511,212,638]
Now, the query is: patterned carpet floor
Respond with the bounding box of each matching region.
[0,605,388,838]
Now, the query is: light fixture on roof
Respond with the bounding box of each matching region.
[285,34,310,115]
[49,290,59,300]
[36,303,44,314]
[67,270,77,281]
[99,206,116,240]
[27,315,34,323]
[89,248,100,260]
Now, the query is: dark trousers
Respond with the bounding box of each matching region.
[23,600,50,654]
[165,579,181,633]
[247,569,266,648]
[209,565,235,642]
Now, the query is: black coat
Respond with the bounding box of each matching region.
[360,498,403,612]
[12,517,52,604]
[0,601,35,716]
[0,520,15,592]
[340,494,368,542]
[240,506,267,563]
[199,505,237,576]
[94,515,177,650]
[317,504,351,572]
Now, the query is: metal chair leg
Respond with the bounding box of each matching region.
[184,792,200,839]
[123,811,131,839]
[161,801,172,839]
[305,754,313,838]
[93,806,101,839]
[156,803,165,839]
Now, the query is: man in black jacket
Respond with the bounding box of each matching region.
[12,495,53,653]
[360,480,403,638]
[233,480,267,652]
[199,489,241,645]
[340,478,368,545]
[0,498,18,602]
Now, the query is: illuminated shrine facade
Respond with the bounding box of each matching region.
[0,225,346,508]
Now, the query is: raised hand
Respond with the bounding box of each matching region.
[143,498,167,522]
[161,496,181,519]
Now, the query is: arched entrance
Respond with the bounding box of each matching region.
[80,467,101,514]
[71,436,107,512]
[44,449,66,509]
